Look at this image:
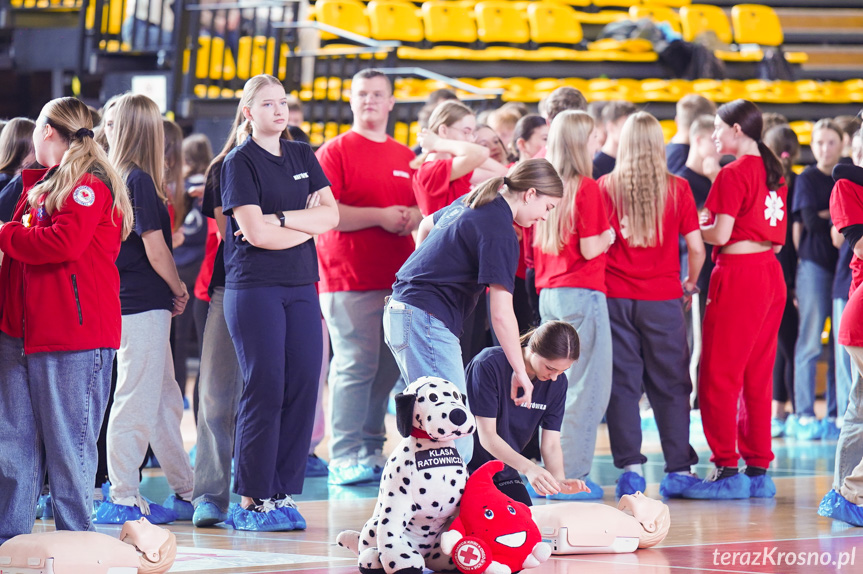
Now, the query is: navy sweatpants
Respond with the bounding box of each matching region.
[224,284,322,498]
[605,298,698,473]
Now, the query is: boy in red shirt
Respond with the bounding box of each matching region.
[315,69,422,485]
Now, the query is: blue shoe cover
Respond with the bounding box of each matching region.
[818,490,863,527]
[548,478,604,500]
[681,473,751,499]
[193,501,228,527]
[523,480,547,499]
[749,474,776,498]
[795,417,823,441]
[616,472,646,498]
[328,464,374,486]
[659,473,700,498]
[36,494,53,519]
[163,495,194,520]
[305,454,329,477]
[93,500,178,524]
[226,503,306,531]
[822,419,841,440]
[770,417,785,438]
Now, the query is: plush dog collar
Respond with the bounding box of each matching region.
[411,428,432,440]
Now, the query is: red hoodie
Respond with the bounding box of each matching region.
[0,168,123,354]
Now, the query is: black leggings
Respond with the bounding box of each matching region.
[773,287,798,405]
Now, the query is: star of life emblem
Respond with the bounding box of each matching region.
[764,191,784,227]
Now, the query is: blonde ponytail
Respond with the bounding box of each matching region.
[29,97,133,239]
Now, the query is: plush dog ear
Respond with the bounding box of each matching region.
[395,392,417,438]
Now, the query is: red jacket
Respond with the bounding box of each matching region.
[0,168,123,354]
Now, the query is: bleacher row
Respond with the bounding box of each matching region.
[311,0,807,64]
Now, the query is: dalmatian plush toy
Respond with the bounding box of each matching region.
[337,376,476,574]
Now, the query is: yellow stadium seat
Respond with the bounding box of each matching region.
[788,120,813,146]
[573,11,631,26]
[474,1,530,44]
[421,1,477,44]
[367,0,424,43]
[660,119,676,143]
[186,36,237,81]
[730,4,782,46]
[679,4,732,45]
[629,6,681,35]
[315,0,370,41]
[236,36,278,81]
[527,2,583,45]
[691,78,744,102]
[647,0,691,7]
[593,0,638,6]
[85,0,123,35]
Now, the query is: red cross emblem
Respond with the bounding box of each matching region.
[453,538,488,572]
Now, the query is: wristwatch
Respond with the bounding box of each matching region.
[276,210,286,227]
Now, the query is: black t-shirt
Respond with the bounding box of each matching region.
[666,142,690,175]
[202,157,226,295]
[775,172,798,288]
[674,166,711,209]
[794,165,838,271]
[833,241,854,300]
[115,168,174,315]
[592,151,616,180]
[221,137,329,289]
[392,195,519,337]
[466,346,566,482]
[0,173,22,222]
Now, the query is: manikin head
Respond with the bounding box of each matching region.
[618,492,671,549]
[120,518,178,574]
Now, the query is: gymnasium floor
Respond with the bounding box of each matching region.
[29,405,863,574]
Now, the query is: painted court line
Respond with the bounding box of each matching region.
[168,546,352,572]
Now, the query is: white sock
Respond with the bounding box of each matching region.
[624,464,644,476]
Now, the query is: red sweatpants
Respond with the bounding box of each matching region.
[699,251,786,468]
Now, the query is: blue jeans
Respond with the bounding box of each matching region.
[383,298,472,461]
[192,287,244,513]
[539,287,612,480]
[0,333,114,543]
[834,297,857,419]
[794,259,836,417]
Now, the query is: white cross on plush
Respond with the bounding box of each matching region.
[764,191,785,227]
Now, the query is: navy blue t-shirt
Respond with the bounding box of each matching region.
[202,156,226,295]
[115,168,174,315]
[776,172,798,288]
[666,142,690,175]
[673,166,711,209]
[833,241,854,300]
[466,346,566,482]
[592,151,616,180]
[392,194,519,337]
[172,176,207,268]
[221,138,329,289]
[0,173,22,222]
[794,165,838,272]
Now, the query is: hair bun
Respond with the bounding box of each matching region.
[74,127,95,140]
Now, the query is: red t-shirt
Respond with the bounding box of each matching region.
[414,158,473,216]
[315,131,417,293]
[533,177,609,293]
[704,155,788,247]
[193,217,219,302]
[600,175,699,300]
[830,178,863,296]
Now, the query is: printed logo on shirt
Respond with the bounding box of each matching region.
[73,185,96,207]
[293,172,309,181]
[764,191,785,227]
[519,402,547,411]
[415,447,463,469]
[393,170,410,179]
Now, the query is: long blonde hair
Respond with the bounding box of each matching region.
[604,112,670,248]
[109,93,166,204]
[28,97,132,239]
[463,157,563,209]
[535,111,594,255]
[410,100,475,170]
[238,74,294,142]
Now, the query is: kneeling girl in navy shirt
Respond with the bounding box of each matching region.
[384,158,564,461]
[466,321,587,506]
[221,74,338,530]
